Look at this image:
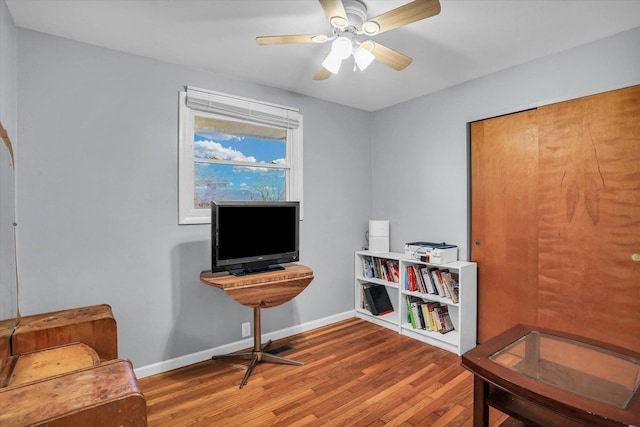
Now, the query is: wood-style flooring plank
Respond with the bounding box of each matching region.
[139,318,509,426]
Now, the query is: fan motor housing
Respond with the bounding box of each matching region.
[343,0,368,31]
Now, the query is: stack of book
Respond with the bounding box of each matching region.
[405,265,459,303]
[405,296,454,334]
[361,256,400,283]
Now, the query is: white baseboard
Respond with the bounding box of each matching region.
[134,310,355,379]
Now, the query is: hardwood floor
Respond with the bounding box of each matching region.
[139,318,508,426]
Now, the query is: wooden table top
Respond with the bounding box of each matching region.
[200,263,314,308]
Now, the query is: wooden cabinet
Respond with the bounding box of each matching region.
[355,251,477,355]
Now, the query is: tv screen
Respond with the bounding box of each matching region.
[211,200,299,275]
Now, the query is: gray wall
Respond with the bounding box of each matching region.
[8,1,640,374]
[370,26,640,260]
[0,0,17,322]
[15,28,371,369]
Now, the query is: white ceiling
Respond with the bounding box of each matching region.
[7,0,640,111]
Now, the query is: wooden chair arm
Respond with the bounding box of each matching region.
[0,359,147,426]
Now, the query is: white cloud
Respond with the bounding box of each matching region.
[195,131,238,142]
[194,140,256,162]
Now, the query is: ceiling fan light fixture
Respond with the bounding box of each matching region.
[360,40,375,51]
[311,34,329,43]
[353,45,375,71]
[322,51,343,74]
[330,16,348,29]
[362,21,380,36]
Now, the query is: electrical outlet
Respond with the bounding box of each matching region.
[242,322,251,338]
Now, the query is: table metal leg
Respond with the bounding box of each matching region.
[212,307,303,388]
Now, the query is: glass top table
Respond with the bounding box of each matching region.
[462,324,640,426]
[490,330,640,409]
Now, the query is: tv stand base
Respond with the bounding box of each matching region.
[211,307,303,388]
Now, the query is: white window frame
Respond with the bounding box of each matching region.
[178,86,303,224]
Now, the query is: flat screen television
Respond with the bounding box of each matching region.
[211,200,300,276]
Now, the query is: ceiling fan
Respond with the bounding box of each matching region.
[256,0,441,80]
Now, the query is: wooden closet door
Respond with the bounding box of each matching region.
[536,85,640,351]
[470,110,539,343]
[471,85,640,351]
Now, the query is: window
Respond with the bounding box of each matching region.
[178,86,303,224]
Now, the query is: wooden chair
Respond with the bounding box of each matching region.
[0,305,147,426]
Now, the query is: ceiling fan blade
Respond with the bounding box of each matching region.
[256,34,322,45]
[318,0,348,28]
[370,42,412,71]
[365,0,441,34]
[314,51,333,80]
[313,65,332,80]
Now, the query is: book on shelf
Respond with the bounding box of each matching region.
[412,265,426,293]
[363,285,394,316]
[408,298,428,330]
[407,298,418,329]
[403,264,461,305]
[422,303,437,331]
[420,267,437,294]
[370,257,379,278]
[386,260,400,283]
[360,256,399,283]
[426,301,442,332]
[434,305,455,334]
[405,295,455,334]
[406,265,430,293]
[432,270,450,298]
[376,258,388,281]
[406,265,417,292]
[361,256,373,278]
[442,272,459,304]
[414,302,427,329]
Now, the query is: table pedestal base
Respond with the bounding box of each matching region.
[212,307,303,388]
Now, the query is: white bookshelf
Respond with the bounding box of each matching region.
[354,252,401,332]
[355,250,477,355]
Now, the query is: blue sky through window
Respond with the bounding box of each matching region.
[193,118,287,206]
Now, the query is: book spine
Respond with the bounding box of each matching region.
[420,267,436,294]
[406,296,416,329]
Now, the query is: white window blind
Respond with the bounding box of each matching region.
[185,86,300,130]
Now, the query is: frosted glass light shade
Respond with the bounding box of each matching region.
[353,45,375,71]
[331,36,353,59]
[322,51,343,74]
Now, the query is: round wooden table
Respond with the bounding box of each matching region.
[200,263,314,388]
